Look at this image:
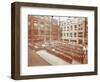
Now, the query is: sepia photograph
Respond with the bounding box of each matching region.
[11,2,97,79]
[28,15,88,66]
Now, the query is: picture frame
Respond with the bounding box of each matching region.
[11,2,98,80]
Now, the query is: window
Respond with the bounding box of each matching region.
[64,22,66,25]
[64,27,66,31]
[78,32,83,37]
[79,27,83,30]
[74,25,77,30]
[71,26,73,30]
[67,26,69,31]
[70,33,72,37]
[67,33,69,37]
[78,24,81,27]
[74,32,77,37]
[78,39,82,44]
[80,28,83,30]
[63,33,64,36]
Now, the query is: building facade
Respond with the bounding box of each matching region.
[28,15,61,46]
[60,17,87,47]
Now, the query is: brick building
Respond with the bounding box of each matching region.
[28,15,61,46]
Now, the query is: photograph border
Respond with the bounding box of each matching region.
[11,2,98,80]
